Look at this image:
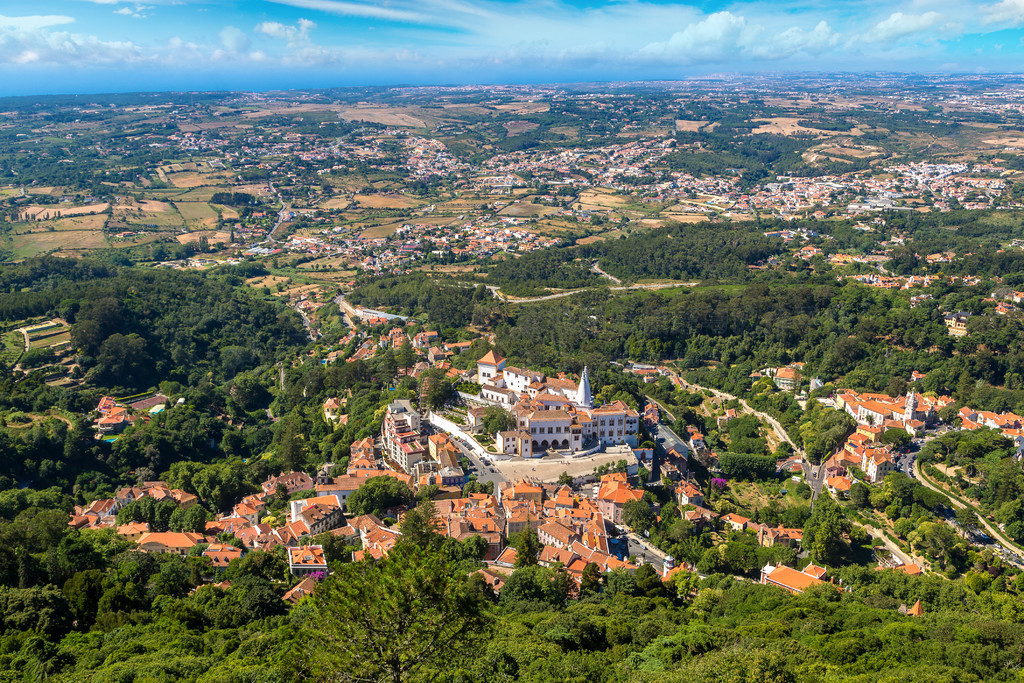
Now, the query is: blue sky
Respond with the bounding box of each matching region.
[0,0,1021,94]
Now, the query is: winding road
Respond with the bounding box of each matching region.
[914,460,1024,567]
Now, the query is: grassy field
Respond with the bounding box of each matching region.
[171,186,227,201]
[1,331,24,367]
[10,230,108,257]
[359,220,407,238]
[498,203,560,218]
[18,203,108,220]
[7,214,108,234]
[174,201,220,228]
[320,197,352,210]
[723,478,810,515]
[29,330,71,349]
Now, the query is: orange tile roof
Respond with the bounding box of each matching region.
[764,565,824,592]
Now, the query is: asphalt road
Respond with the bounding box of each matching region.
[423,423,508,491]
[648,422,687,456]
[623,530,670,571]
[913,457,1024,567]
[803,461,827,501]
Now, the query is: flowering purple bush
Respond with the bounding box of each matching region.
[711,478,728,491]
[309,571,326,582]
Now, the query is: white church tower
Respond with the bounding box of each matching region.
[576,366,593,408]
[904,391,917,424]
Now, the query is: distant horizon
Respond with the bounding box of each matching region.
[2,1,1023,97]
[5,70,1024,100]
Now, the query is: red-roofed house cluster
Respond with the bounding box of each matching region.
[70,480,198,531]
[958,407,1024,458]
[91,393,170,436]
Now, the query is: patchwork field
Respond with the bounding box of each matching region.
[334,106,427,128]
[18,203,108,220]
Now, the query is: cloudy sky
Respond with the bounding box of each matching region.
[0,0,1020,94]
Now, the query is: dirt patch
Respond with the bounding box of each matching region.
[352,193,422,209]
[233,183,274,197]
[498,203,558,218]
[983,137,1024,147]
[176,230,231,245]
[675,120,704,132]
[818,146,882,159]
[320,196,352,210]
[665,210,713,222]
[577,190,629,211]
[246,275,291,289]
[504,121,539,135]
[38,214,108,231]
[491,102,550,114]
[750,118,844,136]
[139,200,171,212]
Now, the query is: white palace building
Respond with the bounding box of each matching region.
[474,351,639,458]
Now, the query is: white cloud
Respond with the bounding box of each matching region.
[641,12,756,62]
[754,20,838,59]
[864,11,944,42]
[113,5,152,19]
[219,25,250,53]
[985,0,1024,24]
[640,12,838,64]
[266,0,428,25]
[0,28,143,66]
[0,14,75,31]
[256,18,317,48]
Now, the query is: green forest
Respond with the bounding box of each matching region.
[1,515,1023,682]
